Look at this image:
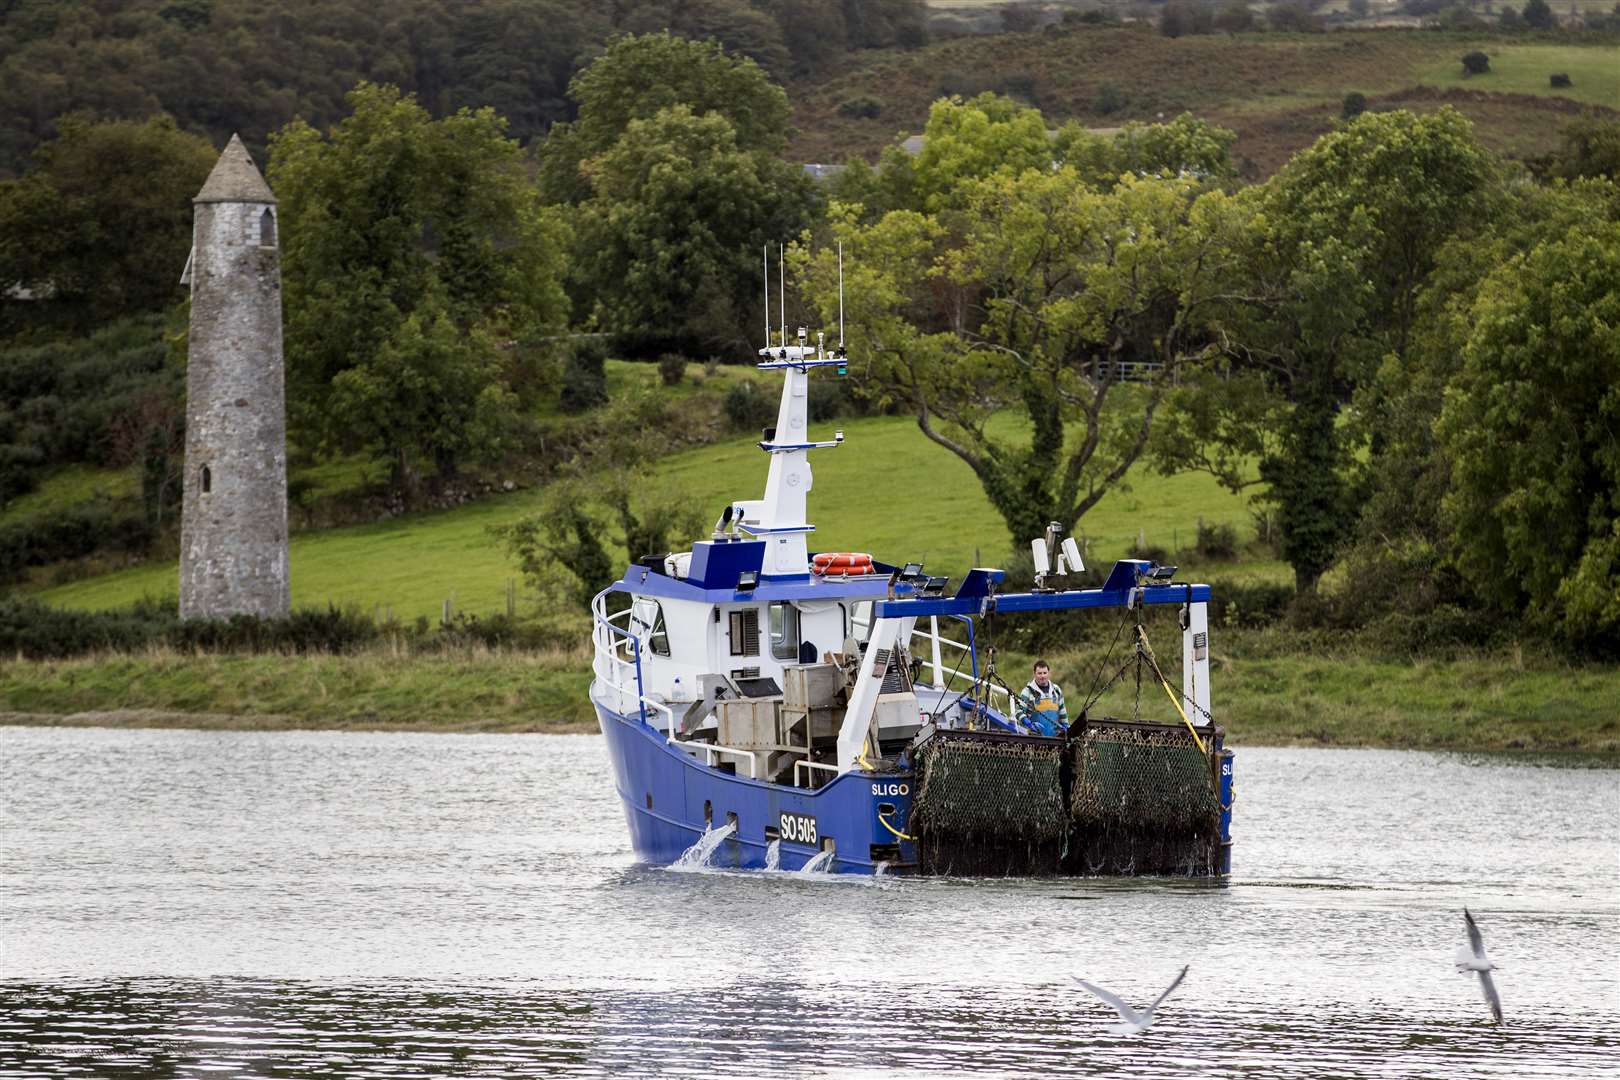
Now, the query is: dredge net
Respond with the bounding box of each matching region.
[909,731,1065,876]
[910,721,1221,877]
[1068,720,1221,876]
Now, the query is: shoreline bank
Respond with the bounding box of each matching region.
[3,642,1616,753]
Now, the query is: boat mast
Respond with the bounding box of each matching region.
[743,243,846,578]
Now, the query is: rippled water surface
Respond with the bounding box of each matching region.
[2,727,1616,1078]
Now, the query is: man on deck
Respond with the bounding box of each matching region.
[1017,661,1068,737]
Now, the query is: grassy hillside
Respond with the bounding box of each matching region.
[35,407,1284,622]
[787,26,1620,172]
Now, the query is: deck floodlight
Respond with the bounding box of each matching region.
[899,561,924,582]
[1059,536,1085,575]
[1146,564,1177,582]
[923,575,950,596]
[736,570,759,593]
[1030,538,1051,576]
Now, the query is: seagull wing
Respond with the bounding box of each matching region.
[1463,908,1487,959]
[1074,978,1143,1025]
[1146,965,1189,1015]
[1477,969,1504,1024]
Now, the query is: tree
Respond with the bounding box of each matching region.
[270,83,569,494]
[1159,110,1500,592]
[1344,179,1618,615]
[500,470,703,611]
[0,115,215,324]
[1101,113,1237,181]
[841,0,929,47]
[573,105,818,354]
[1217,0,1259,31]
[561,338,609,413]
[615,0,791,74]
[909,94,1056,211]
[1342,92,1368,119]
[1521,0,1556,25]
[1461,51,1491,75]
[800,171,1247,546]
[1438,222,1620,644]
[537,32,793,204]
[1542,115,1620,180]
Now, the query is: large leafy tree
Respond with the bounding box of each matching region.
[1157,109,1500,592]
[1350,180,1619,591]
[574,105,817,353]
[270,83,568,493]
[0,114,215,323]
[537,32,792,205]
[802,170,1247,546]
[1438,222,1620,645]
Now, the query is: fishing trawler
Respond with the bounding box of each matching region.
[589,253,1234,877]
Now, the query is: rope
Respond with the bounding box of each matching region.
[1134,625,1208,755]
[1221,787,1238,812]
[877,809,914,841]
[926,631,973,725]
[1081,610,1131,715]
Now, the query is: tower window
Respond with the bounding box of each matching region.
[201,466,212,494]
[259,208,276,247]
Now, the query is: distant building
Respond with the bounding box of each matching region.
[178,134,290,619]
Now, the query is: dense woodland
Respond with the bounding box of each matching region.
[0,0,928,175]
[0,6,1617,654]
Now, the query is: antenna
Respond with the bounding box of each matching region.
[778,243,785,349]
[763,244,770,348]
[837,241,845,349]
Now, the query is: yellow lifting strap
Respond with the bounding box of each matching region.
[1135,625,1209,755]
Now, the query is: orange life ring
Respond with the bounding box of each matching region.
[815,563,876,576]
[812,552,875,574]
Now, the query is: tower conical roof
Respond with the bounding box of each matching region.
[194,133,276,204]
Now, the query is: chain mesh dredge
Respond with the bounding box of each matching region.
[908,721,1222,877]
[910,730,1066,876]
[1068,720,1221,876]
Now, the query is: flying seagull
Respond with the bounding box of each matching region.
[1074,965,1189,1036]
[1456,908,1504,1024]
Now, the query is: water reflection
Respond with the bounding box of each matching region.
[0,728,1615,1078]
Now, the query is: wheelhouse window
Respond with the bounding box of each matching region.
[630,597,670,657]
[769,602,800,661]
[728,608,760,657]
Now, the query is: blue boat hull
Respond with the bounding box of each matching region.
[594,693,914,875]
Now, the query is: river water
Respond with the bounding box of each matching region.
[1,727,1615,1079]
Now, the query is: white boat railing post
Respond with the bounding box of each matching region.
[1181,597,1211,731]
[929,616,944,686]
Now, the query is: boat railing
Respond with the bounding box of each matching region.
[907,614,1014,721]
[793,759,838,790]
[591,590,766,777]
[591,593,668,729]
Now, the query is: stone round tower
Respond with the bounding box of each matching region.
[179,133,290,619]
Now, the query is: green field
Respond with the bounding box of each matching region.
[36,409,1284,621]
[1419,43,1620,106]
[2,463,138,523]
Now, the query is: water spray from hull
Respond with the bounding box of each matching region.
[797,849,835,875]
[671,822,738,871]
